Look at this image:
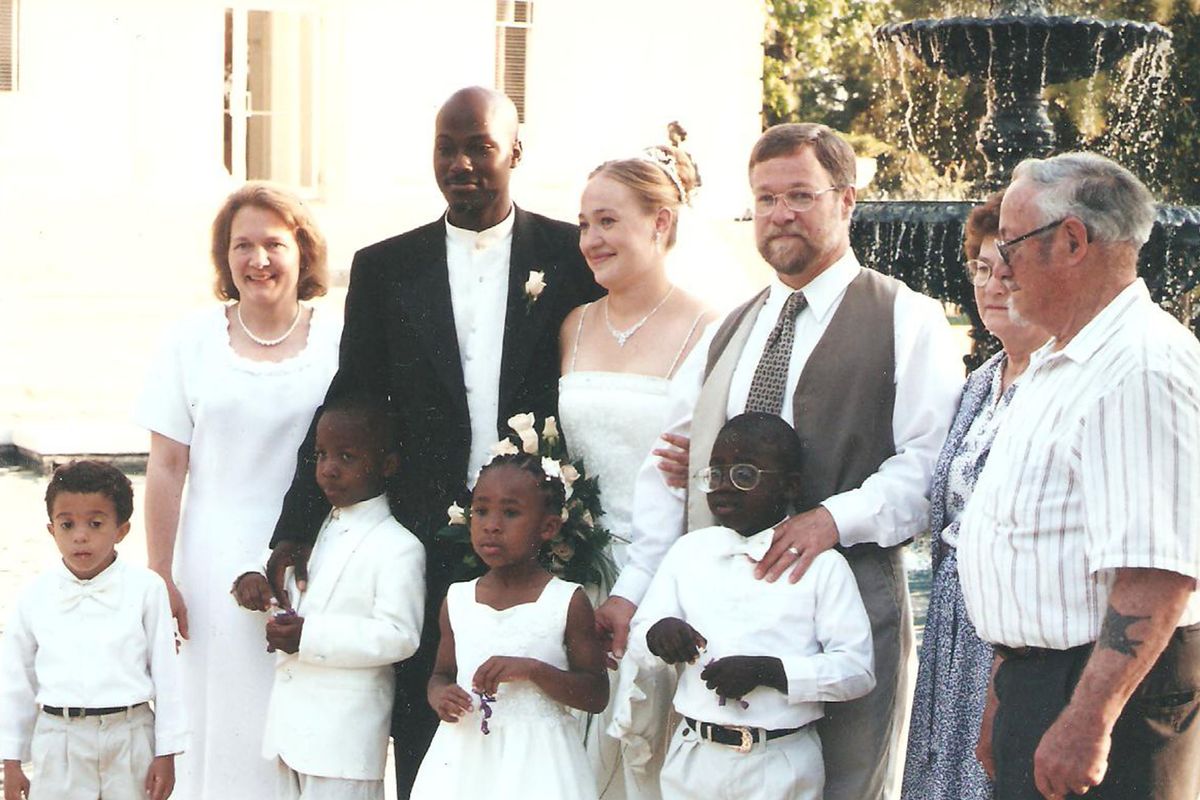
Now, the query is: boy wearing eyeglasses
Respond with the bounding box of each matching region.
[629,412,874,800]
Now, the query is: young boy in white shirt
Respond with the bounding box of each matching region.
[0,460,186,800]
[234,396,425,800]
[631,413,875,800]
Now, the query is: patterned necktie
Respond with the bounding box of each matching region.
[744,291,808,415]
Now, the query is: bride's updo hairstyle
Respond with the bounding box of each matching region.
[587,144,700,250]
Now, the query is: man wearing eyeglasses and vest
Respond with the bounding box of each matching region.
[957,152,1200,800]
[594,123,962,800]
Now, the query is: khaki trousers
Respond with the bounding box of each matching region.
[275,758,384,800]
[659,720,823,800]
[28,704,155,800]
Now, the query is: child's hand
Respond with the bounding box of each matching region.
[429,683,474,723]
[144,754,175,800]
[231,573,274,612]
[3,760,30,800]
[472,656,543,695]
[265,611,304,654]
[700,655,785,701]
[646,617,707,664]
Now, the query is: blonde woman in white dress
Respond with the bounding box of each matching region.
[559,147,716,799]
[138,184,341,799]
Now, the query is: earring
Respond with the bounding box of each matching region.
[652,230,661,244]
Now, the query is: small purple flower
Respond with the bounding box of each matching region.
[474,690,496,735]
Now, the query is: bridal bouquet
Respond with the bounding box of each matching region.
[436,413,617,590]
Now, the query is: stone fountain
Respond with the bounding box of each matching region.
[848,0,1199,365]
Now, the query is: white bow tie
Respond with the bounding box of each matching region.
[60,577,118,611]
[721,532,773,562]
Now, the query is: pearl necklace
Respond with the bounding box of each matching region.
[603,286,675,347]
[236,303,302,347]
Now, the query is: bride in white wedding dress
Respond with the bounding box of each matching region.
[558,146,715,800]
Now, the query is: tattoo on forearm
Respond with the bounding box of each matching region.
[1097,605,1150,657]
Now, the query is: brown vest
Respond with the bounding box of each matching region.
[688,268,899,536]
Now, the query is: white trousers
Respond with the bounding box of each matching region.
[275,758,384,800]
[28,704,155,800]
[659,720,823,800]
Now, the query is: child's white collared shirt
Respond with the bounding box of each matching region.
[630,525,875,730]
[0,556,187,761]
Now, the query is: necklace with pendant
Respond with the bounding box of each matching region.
[237,302,302,347]
[603,286,675,347]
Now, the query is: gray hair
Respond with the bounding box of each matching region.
[1011,152,1156,247]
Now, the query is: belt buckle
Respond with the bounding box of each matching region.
[728,725,754,753]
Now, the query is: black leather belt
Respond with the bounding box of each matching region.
[993,642,1091,660]
[43,703,146,718]
[684,716,803,752]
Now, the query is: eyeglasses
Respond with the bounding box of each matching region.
[995,219,1065,265]
[964,259,997,287]
[753,186,840,217]
[695,464,784,493]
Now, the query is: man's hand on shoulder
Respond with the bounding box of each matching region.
[266,541,312,609]
[756,506,839,583]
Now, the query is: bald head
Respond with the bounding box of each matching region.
[433,87,523,231]
[437,87,520,141]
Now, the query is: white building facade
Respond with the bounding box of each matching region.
[0,0,765,444]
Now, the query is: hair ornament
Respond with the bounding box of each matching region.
[638,146,689,204]
[441,414,617,589]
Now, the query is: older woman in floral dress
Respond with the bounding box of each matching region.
[900,192,1049,800]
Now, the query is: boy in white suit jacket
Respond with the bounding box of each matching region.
[235,397,425,800]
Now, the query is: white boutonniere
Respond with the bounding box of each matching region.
[524,270,546,312]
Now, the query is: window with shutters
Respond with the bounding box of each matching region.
[0,0,17,92]
[223,8,321,193]
[495,0,532,122]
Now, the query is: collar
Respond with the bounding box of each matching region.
[55,551,124,584]
[327,493,392,528]
[444,206,516,253]
[766,250,860,324]
[1035,279,1148,367]
[715,525,779,562]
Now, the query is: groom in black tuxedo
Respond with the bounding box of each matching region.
[267,86,601,797]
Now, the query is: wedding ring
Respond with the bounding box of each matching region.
[786,546,801,556]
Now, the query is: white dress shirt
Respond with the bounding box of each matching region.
[630,526,875,730]
[613,253,963,603]
[0,556,187,761]
[958,280,1200,649]
[445,210,515,487]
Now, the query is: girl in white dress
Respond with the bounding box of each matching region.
[137,184,341,800]
[412,452,609,800]
[559,146,715,799]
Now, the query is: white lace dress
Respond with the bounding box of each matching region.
[557,303,703,800]
[411,578,598,800]
[136,304,340,800]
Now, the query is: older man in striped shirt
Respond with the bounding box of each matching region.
[957,152,1200,800]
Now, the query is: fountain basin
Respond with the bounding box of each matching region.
[877,16,1171,86]
[850,199,1200,364]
